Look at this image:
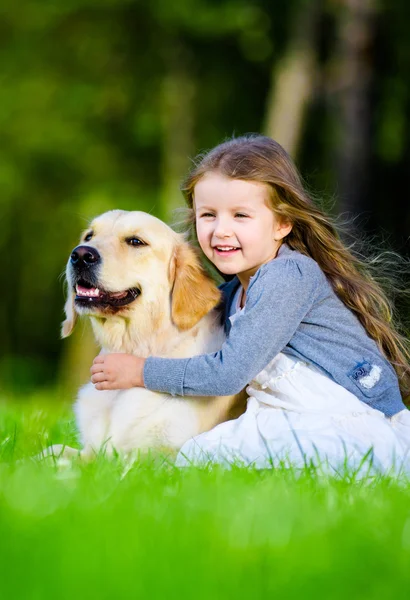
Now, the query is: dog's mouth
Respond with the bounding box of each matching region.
[74,279,141,308]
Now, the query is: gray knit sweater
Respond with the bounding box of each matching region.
[144,244,406,417]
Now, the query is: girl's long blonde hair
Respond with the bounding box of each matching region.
[180,134,410,400]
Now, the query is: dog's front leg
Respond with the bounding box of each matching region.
[35,444,82,461]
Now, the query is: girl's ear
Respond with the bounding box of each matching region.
[170,243,221,331]
[61,290,78,338]
[275,219,293,241]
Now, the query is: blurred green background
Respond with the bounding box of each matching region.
[1,0,409,397]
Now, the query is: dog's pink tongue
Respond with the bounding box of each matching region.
[109,290,128,299]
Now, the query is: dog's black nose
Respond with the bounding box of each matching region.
[70,245,100,267]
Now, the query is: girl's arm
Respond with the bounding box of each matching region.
[143,257,320,396]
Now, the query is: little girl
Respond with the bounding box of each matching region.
[91,135,410,475]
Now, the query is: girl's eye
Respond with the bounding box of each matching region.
[84,231,93,242]
[235,213,248,218]
[200,213,215,218]
[126,237,146,247]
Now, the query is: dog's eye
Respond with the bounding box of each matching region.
[126,237,146,247]
[84,231,93,242]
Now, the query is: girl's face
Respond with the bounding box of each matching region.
[194,172,292,288]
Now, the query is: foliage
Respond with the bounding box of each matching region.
[1,0,409,390]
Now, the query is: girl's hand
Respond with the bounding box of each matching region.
[90,354,145,390]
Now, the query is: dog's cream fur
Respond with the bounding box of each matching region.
[55,210,245,459]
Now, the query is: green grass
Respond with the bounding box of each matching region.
[1,392,410,599]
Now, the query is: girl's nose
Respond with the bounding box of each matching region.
[214,219,233,238]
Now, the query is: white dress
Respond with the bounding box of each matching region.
[176,289,410,477]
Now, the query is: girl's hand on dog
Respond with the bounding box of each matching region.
[90,354,145,390]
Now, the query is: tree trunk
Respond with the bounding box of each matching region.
[160,41,195,222]
[57,319,98,399]
[332,0,377,216]
[264,1,320,158]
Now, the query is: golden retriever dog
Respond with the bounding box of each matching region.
[48,209,245,460]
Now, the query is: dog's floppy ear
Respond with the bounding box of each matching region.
[171,243,221,331]
[61,290,78,338]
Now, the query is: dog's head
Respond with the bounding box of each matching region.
[62,210,221,338]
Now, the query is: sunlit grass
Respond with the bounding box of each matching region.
[1,394,410,599]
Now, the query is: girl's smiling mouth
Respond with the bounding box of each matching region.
[214,245,241,256]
